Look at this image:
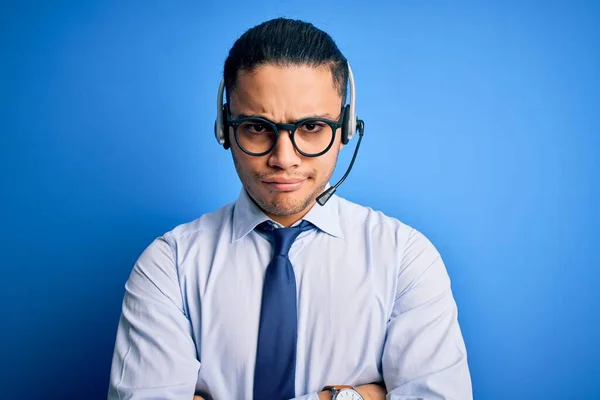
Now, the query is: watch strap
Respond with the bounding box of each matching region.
[323,385,360,399]
[323,385,354,391]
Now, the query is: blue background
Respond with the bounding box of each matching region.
[1,1,599,399]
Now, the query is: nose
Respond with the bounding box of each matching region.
[267,130,302,170]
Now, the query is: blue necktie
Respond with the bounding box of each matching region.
[253,220,313,400]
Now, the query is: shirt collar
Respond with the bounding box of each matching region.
[231,184,344,243]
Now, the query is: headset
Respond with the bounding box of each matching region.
[213,63,365,206]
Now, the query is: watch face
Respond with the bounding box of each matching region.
[336,388,363,400]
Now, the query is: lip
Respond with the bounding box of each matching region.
[262,178,307,192]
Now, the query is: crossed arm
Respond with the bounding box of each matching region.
[192,383,386,400]
[108,231,472,399]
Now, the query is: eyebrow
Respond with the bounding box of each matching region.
[233,112,337,122]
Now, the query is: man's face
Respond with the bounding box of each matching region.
[228,64,343,226]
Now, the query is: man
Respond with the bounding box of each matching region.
[108,18,472,400]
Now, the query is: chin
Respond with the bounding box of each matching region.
[255,186,317,216]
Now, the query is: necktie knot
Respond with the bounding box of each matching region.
[256,220,313,257]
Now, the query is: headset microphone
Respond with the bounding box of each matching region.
[316,119,364,206]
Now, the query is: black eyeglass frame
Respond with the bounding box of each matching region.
[225,106,346,157]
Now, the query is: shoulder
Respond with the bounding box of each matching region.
[336,196,438,257]
[128,202,235,286]
[161,201,235,246]
[336,196,410,242]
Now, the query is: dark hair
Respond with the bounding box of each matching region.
[224,18,348,104]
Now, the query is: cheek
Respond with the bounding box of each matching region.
[313,151,339,177]
[232,148,261,178]
[230,128,265,175]
[325,144,342,166]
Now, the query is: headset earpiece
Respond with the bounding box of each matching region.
[221,104,230,149]
[214,78,228,149]
[341,104,351,145]
[214,107,230,150]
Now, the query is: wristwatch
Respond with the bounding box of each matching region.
[323,385,364,400]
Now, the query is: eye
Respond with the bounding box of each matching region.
[245,123,272,134]
[300,122,325,133]
[248,124,266,133]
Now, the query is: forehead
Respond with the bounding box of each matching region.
[229,64,342,119]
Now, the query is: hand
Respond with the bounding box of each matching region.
[318,383,386,400]
[193,396,205,400]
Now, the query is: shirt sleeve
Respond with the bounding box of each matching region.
[108,235,200,400]
[291,392,321,400]
[382,229,472,400]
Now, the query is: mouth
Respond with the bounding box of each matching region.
[262,177,307,192]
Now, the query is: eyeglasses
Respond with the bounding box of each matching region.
[226,107,345,157]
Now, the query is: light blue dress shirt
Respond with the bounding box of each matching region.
[108,188,472,400]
